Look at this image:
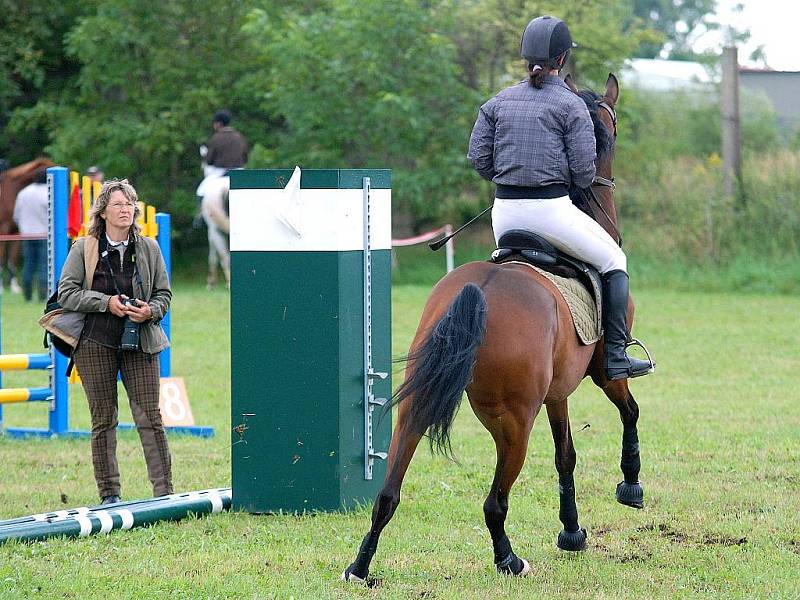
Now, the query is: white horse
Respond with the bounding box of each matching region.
[197,166,230,289]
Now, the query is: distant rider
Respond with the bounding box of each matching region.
[196,109,249,199]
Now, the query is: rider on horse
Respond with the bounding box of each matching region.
[468,16,653,381]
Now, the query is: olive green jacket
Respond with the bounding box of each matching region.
[57,234,171,353]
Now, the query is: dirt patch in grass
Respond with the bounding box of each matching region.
[615,551,652,564]
[638,523,689,544]
[702,534,747,547]
[593,537,652,564]
[637,523,748,547]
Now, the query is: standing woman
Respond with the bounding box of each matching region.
[58,179,173,504]
[468,15,653,381]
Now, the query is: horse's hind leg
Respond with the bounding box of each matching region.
[342,401,424,583]
[8,241,21,294]
[598,378,644,508]
[479,408,536,575]
[546,400,587,551]
[218,242,231,289]
[206,227,219,289]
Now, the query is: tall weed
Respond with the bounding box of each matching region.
[617,149,800,291]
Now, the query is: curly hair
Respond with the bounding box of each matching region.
[87,179,142,238]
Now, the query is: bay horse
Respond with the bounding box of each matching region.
[343,74,645,582]
[0,158,55,291]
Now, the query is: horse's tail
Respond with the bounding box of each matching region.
[391,282,487,457]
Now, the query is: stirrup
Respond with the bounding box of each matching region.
[606,338,655,380]
[618,338,655,379]
[627,338,655,371]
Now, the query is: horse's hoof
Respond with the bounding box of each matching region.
[341,565,366,584]
[497,555,531,576]
[616,481,644,509]
[516,558,531,576]
[557,528,587,551]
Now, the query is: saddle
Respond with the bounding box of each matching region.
[490,230,603,343]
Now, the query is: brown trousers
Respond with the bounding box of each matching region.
[73,339,173,498]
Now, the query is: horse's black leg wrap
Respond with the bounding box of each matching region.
[557,474,587,551]
[494,535,526,575]
[616,426,644,508]
[620,427,641,484]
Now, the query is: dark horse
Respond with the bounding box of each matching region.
[343,74,645,582]
[0,157,55,289]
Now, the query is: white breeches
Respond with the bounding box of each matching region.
[492,195,626,274]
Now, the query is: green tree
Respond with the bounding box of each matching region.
[10,0,265,222]
[629,0,718,59]
[0,0,92,162]
[248,0,657,226]
[245,0,480,225]
[7,0,670,234]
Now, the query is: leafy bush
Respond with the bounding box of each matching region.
[615,85,782,182]
[618,150,800,270]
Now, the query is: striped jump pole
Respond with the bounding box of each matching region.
[0,488,231,544]
[0,388,52,404]
[0,354,51,371]
[0,354,52,405]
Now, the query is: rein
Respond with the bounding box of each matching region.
[586,176,623,248]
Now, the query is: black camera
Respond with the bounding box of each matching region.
[120,298,141,352]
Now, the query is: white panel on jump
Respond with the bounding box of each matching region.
[229,188,391,252]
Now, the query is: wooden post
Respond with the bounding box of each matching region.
[721,46,742,198]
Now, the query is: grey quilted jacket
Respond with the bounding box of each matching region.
[468,75,596,189]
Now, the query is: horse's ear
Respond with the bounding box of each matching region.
[564,73,578,94]
[604,73,620,107]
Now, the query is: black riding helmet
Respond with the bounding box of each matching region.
[520,15,576,67]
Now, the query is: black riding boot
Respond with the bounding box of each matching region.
[601,270,654,380]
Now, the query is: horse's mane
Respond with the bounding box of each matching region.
[577,89,614,159]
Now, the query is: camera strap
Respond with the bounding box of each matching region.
[99,233,143,299]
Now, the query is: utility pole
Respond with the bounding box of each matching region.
[720,46,742,199]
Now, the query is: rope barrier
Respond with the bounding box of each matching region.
[392,224,454,272]
[0,234,47,242]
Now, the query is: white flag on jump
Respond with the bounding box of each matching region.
[276,166,303,238]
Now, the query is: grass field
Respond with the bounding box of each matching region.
[0,274,799,599]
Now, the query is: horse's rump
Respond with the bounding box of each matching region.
[0,158,55,229]
[419,262,594,403]
[200,176,230,234]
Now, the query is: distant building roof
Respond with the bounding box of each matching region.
[621,58,715,91]
[739,69,800,127]
[739,67,799,75]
